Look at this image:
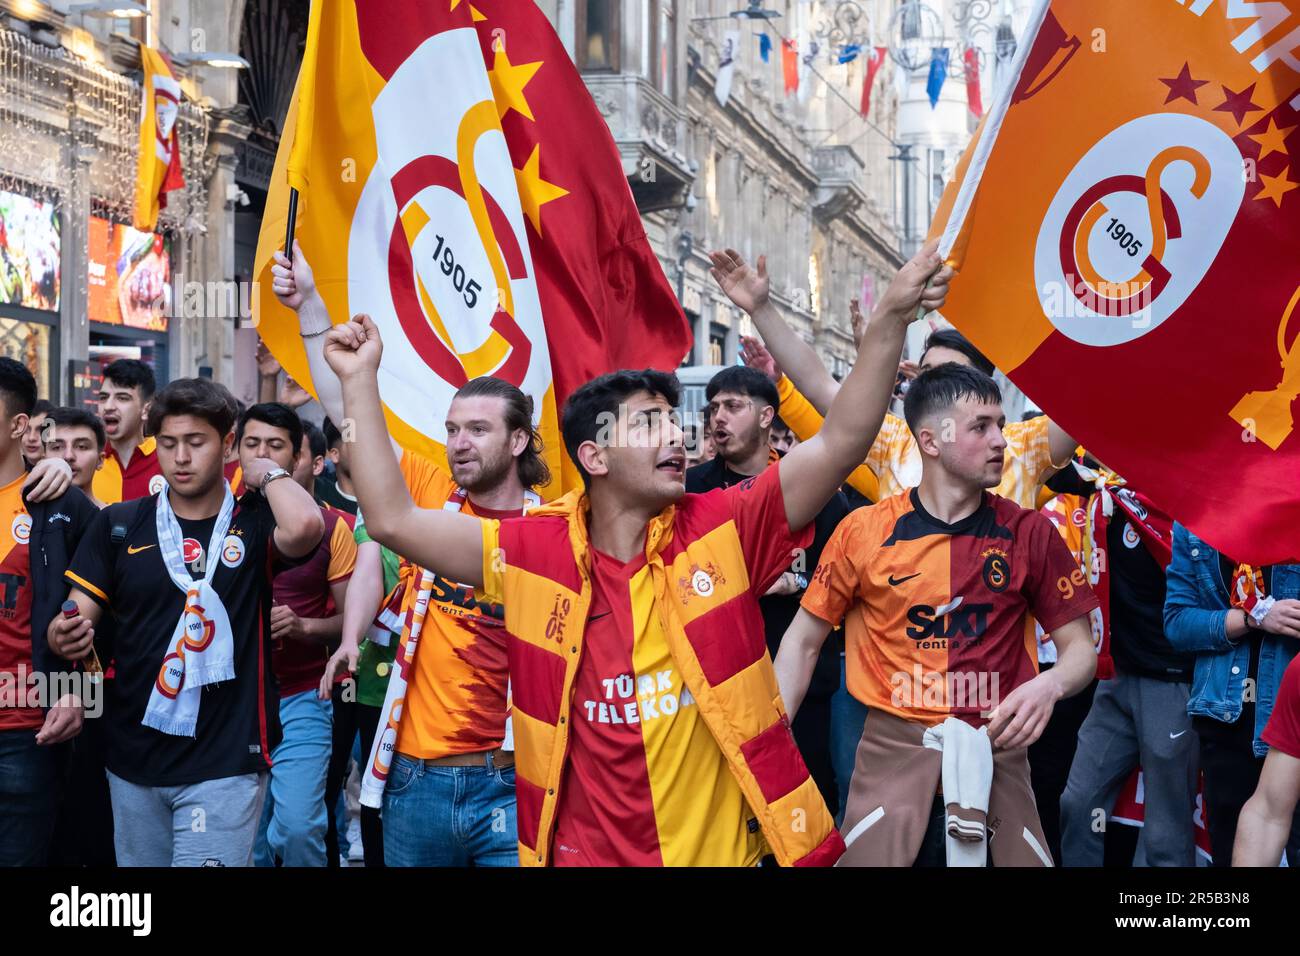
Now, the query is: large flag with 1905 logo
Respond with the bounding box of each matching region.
[253,0,691,498]
[930,0,1300,564]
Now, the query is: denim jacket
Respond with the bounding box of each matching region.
[1163,522,1300,757]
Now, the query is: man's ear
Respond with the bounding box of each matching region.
[327,446,341,464]
[576,440,608,480]
[914,422,942,459]
[222,430,235,458]
[312,454,326,478]
[510,427,529,458]
[759,404,776,430]
[9,412,27,442]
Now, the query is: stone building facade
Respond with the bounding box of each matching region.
[4,0,1039,408]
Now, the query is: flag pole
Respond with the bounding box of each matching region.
[285,187,299,264]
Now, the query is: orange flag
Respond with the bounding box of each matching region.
[930,0,1300,564]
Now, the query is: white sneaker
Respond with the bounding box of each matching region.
[346,818,364,863]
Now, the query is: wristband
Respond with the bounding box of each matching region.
[298,306,332,338]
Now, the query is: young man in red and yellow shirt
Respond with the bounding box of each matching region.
[92,359,164,504]
[323,242,953,866]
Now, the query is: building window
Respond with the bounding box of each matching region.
[651,0,675,97]
[578,0,619,72]
[708,321,728,366]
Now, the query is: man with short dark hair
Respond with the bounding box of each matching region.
[777,364,1100,866]
[315,417,357,516]
[92,358,162,505]
[22,399,53,467]
[233,403,355,868]
[0,359,102,866]
[320,240,953,866]
[52,380,325,867]
[44,407,107,508]
[40,406,114,865]
[686,364,848,814]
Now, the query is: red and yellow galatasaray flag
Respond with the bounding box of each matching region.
[133,46,184,231]
[253,0,691,498]
[930,0,1300,565]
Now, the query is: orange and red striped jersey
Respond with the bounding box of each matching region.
[0,473,35,730]
[802,489,1099,725]
[393,451,514,760]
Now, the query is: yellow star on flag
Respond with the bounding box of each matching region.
[515,145,569,236]
[1250,118,1296,161]
[489,48,543,122]
[449,0,487,19]
[1255,167,1299,207]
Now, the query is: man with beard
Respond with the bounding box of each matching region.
[273,245,544,865]
[686,366,848,814]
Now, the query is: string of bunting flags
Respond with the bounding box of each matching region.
[711,25,986,120]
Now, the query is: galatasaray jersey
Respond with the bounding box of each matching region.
[392,451,514,760]
[92,437,163,504]
[0,473,36,730]
[550,547,765,868]
[802,489,1099,726]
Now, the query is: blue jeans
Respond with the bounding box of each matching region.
[255,689,333,867]
[0,729,62,866]
[830,655,869,827]
[382,753,518,866]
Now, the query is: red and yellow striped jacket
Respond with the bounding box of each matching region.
[479,472,845,867]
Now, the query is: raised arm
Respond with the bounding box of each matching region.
[1046,420,1078,473]
[242,456,326,559]
[711,250,841,412]
[271,241,402,457]
[775,241,952,530]
[773,608,834,722]
[323,315,485,586]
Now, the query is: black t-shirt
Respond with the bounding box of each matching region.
[685,455,849,698]
[315,470,357,516]
[66,492,301,787]
[1108,512,1193,682]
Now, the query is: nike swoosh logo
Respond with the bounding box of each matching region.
[126,544,156,555]
[589,611,612,622]
[888,572,922,587]
[1169,730,1187,740]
